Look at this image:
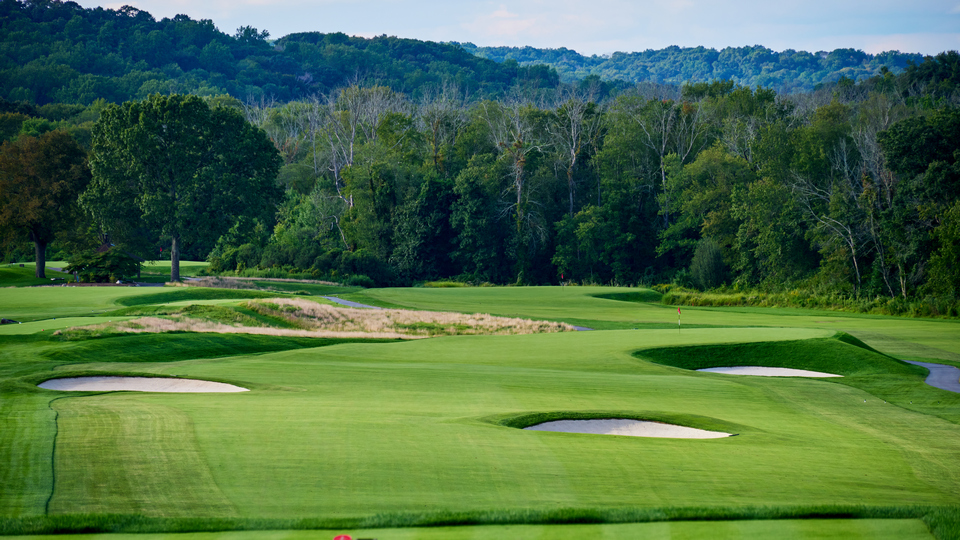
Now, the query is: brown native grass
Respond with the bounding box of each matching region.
[59,297,573,339]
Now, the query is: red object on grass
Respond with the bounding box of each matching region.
[333,535,352,540]
[677,307,681,315]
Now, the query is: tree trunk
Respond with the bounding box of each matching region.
[170,236,180,282]
[33,239,47,279]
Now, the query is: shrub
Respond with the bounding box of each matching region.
[64,249,141,283]
[690,238,725,290]
[345,274,375,288]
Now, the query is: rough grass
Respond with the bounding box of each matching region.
[68,298,574,339]
[182,277,358,297]
[245,297,575,336]
[105,305,264,327]
[659,287,960,319]
[58,316,420,340]
[0,506,953,537]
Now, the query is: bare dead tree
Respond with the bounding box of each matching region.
[241,94,275,129]
[626,93,711,228]
[417,82,468,175]
[479,96,548,251]
[790,168,868,292]
[548,85,603,216]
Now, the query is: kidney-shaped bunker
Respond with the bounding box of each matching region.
[38,376,248,393]
[697,366,841,377]
[524,419,731,439]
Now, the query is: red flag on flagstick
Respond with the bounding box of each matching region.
[677,307,681,315]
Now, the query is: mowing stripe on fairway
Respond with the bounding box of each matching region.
[0,518,937,539]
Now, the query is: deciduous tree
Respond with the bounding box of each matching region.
[82,94,282,281]
[0,130,90,278]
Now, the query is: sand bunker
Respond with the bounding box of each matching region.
[523,419,731,439]
[697,366,841,377]
[38,376,248,393]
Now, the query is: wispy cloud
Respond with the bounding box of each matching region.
[74,0,960,56]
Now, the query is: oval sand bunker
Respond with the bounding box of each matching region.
[38,376,248,393]
[524,419,731,439]
[697,366,841,377]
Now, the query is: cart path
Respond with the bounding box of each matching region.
[904,360,960,393]
[321,296,383,309]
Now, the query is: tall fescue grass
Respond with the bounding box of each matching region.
[188,276,341,289]
[0,505,956,537]
[61,298,573,339]
[60,316,420,340]
[247,298,574,336]
[656,285,960,319]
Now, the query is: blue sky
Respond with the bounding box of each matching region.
[76,0,959,56]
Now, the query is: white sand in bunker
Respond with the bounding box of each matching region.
[523,419,731,439]
[38,376,248,393]
[696,366,842,377]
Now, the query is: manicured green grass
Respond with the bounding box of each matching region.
[0,515,942,539]
[25,330,960,515]
[140,261,209,278]
[115,288,289,307]
[637,334,960,424]
[246,280,360,297]
[0,287,178,322]
[1,284,959,539]
[360,286,960,364]
[0,264,73,288]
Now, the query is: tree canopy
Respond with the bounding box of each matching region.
[83,94,282,281]
[0,130,90,277]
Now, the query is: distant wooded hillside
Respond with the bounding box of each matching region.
[0,0,559,105]
[459,43,926,92]
[2,0,942,107]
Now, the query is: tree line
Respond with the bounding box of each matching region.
[461,43,928,93]
[2,0,944,109]
[1,3,958,314]
[0,0,560,106]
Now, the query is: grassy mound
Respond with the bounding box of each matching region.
[115,288,283,306]
[0,265,73,288]
[42,333,378,365]
[636,333,919,378]
[592,290,664,303]
[636,332,960,425]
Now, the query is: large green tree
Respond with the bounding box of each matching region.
[0,130,90,277]
[83,94,282,281]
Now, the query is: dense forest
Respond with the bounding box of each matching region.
[0,0,561,106]
[461,43,926,92]
[2,0,960,317]
[0,0,933,106]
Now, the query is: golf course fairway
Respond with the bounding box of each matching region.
[1,283,959,539]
